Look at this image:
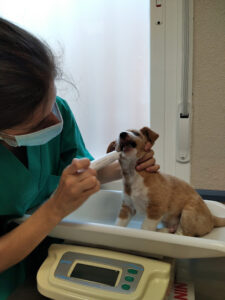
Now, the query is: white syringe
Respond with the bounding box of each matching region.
[90,151,120,171]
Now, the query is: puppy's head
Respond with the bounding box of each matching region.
[107,127,159,160]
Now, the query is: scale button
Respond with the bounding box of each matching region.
[128,269,138,274]
[122,284,131,290]
[125,276,134,282]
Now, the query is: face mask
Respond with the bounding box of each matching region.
[0,103,63,147]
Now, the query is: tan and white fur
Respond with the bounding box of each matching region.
[107,127,225,236]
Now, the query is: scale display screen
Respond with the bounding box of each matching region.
[70,263,119,286]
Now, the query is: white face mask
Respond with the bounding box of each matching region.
[0,103,63,147]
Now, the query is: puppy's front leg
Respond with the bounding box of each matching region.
[141,217,162,231]
[115,194,135,227]
[142,202,163,231]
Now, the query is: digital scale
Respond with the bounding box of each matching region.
[37,244,172,300]
[16,190,225,300]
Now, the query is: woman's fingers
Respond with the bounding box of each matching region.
[74,182,101,209]
[137,149,154,164]
[136,158,156,171]
[78,175,100,193]
[63,158,90,175]
[144,141,152,152]
[77,168,97,182]
[136,146,160,173]
[146,164,160,172]
[82,180,101,195]
[136,149,155,170]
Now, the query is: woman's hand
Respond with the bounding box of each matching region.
[49,158,100,220]
[0,158,100,273]
[136,142,160,172]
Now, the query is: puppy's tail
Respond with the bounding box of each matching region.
[213,216,225,227]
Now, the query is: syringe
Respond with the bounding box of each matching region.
[90,151,120,171]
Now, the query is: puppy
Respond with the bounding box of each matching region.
[107,127,225,236]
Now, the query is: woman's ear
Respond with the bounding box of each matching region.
[106,141,117,153]
[140,127,159,145]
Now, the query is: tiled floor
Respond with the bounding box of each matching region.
[176,257,225,300]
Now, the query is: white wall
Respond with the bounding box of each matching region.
[1,0,150,158]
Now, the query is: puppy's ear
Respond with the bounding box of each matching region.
[106,141,117,153]
[140,127,159,145]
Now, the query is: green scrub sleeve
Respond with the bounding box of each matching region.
[56,96,94,174]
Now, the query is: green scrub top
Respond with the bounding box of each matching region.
[0,96,94,299]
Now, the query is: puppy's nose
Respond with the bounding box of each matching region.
[120,132,128,139]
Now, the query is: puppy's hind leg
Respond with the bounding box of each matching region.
[161,215,180,234]
[178,202,214,237]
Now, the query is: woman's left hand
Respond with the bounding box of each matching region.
[136,142,160,172]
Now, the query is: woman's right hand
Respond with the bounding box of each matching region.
[49,158,100,220]
[0,158,100,273]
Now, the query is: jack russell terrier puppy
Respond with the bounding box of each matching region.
[107,127,225,236]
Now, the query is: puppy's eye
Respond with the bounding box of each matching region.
[131,131,141,137]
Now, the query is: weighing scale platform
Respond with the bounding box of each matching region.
[18,190,225,259]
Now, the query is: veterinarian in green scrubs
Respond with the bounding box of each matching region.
[0,96,95,299]
[0,18,159,299]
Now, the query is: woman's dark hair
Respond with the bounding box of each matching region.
[0,18,59,130]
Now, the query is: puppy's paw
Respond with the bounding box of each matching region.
[157,228,170,233]
[141,217,161,231]
[175,224,184,235]
[115,218,129,227]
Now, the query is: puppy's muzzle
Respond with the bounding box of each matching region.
[119,132,137,152]
[120,132,128,139]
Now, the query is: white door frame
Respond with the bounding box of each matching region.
[151,0,193,182]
